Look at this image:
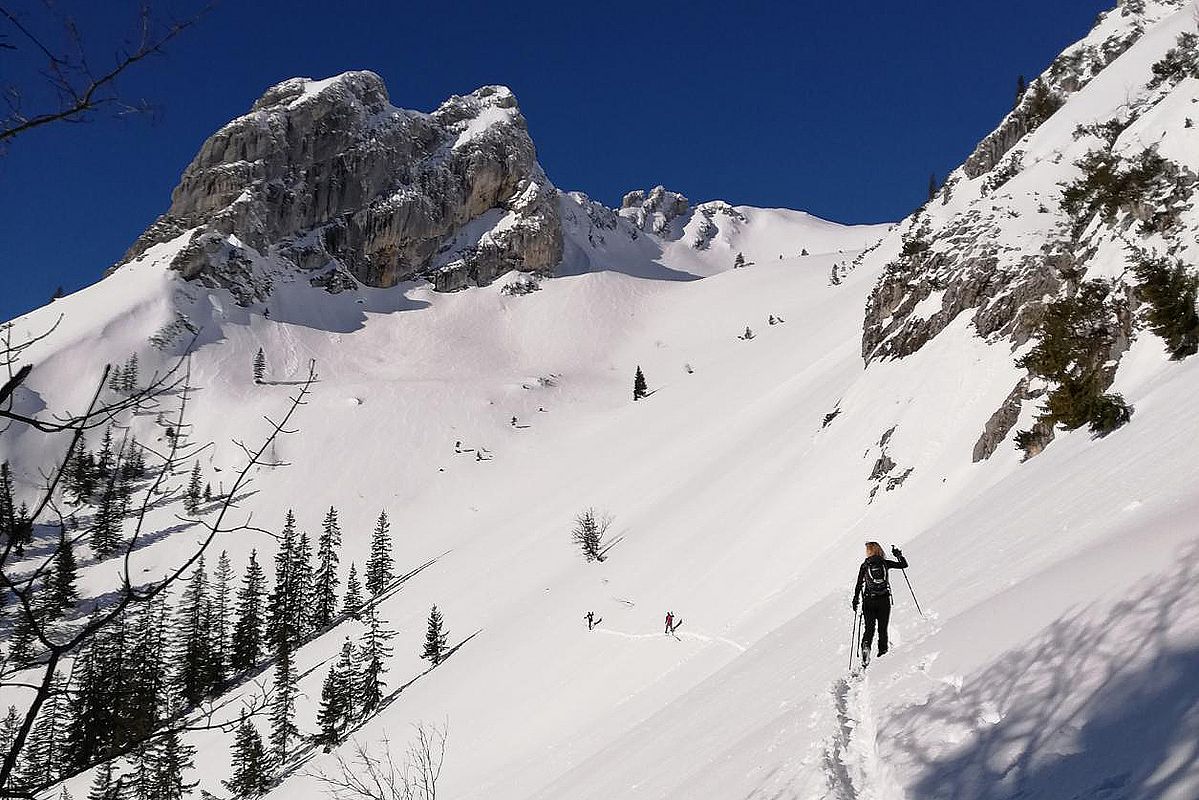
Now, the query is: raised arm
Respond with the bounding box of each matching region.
[884,547,908,570]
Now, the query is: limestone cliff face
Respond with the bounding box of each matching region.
[122,72,562,299]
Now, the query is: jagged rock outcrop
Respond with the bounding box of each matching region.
[619,186,690,237]
[121,72,562,299]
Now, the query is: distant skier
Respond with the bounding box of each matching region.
[584,611,596,630]
[664,611,675,634]
[851,542,908,662]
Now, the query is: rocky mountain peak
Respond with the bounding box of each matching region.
[119,75,562,300]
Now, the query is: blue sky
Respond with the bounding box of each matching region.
[0,0,1112,320]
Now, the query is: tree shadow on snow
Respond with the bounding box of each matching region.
[890,547,1199,800]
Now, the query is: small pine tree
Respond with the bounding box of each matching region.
[253,348,266,384]
[421,605,449,667]
[357,607,394,717]
[183,463,203,515]
[293,530,314,637]
[122,354,139,393]
[733,252,746,269]
[365,511,394,597]
[1015,74,1027,108]
[51,286,64,301]
[51,525,79,613]
[741,326,755,340]
[342,562,363,620]
[312,507,342,630]
[223,714,270,798]
[314,639,356,748]
[96,428,115,481]
[108,365,124,394]
[90,468,122,557]
[231,550,266,673]
[633,366,648,401]
[927,172,938,202]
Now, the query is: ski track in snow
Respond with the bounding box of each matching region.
[594,626,747,652]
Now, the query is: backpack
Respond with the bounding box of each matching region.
[862,558,891,597]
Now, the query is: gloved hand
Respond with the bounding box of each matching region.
[891,545,903,558]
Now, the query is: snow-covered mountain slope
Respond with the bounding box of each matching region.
[2,1,1198,799]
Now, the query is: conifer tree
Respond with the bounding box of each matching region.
[96,427,115,481]
[51,524,79,614]
[421,605,448,667]
[357,607,394,716]
[314,638,356,749]
[108,365,124,394]
[0,461,15,547]
[0,706,20,759]
[312,506,342,629]
[927,172,938,202]
[733,251,746,269]
[174,555,216,705]
[267,511,299,648]
[67,436,96,504]
[253,348,266,384]
[365,511,393,597]
[633,366,648,401]
[269,641,297,765]
[122,353,139,393]
[223,714,270,798]
[293,530,314,637]
[121,438,147,482]
[342,562,363,620]
[9,599,39,665]
[19,671,68,788]
[90,466,122,557]
[231,550,266,673]
[212,550,234,689]
[183,462,203,515]
[149,720,197,800]
[86,759,120,800]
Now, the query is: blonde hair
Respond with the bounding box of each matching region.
[865,541,884,558]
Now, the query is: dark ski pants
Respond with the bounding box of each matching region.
[861,595,891,654]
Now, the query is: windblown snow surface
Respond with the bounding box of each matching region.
[3,4,1199,800]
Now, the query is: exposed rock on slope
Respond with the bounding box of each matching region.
[122,72,562,299]
[859,0,1199,460]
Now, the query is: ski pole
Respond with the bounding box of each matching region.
[891,544,925,618]
[848,608,860,671]
[901,570,925,617]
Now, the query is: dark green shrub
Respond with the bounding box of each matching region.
[1017,280,1132,451]
[1130,251,1199,359]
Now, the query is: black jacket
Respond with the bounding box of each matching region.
[853,553,908,605]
